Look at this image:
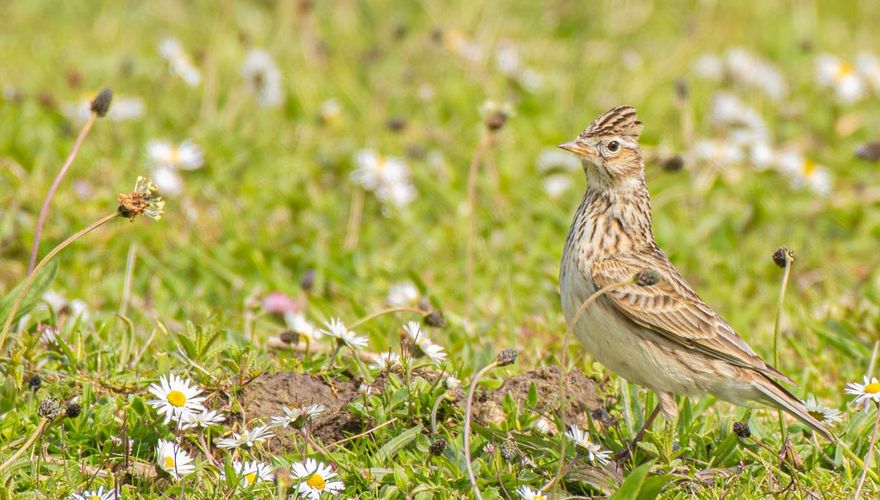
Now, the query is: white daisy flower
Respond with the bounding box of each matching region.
[147,374,206,425]
[222,460,275,486]
[159,38,201,86]
[804,394,843,424]
[156,439,195,480]
[846,376,880,411]
[693,138,744,167]
[371,352,401,370]
[387,281,420,308]
[725,48,787,102]
[418,342,447,365]
[63,93,145,124]
[151,165,184,196]
[495,40,521,77]
[321,318,368,351]
[565,426,611,465]
[216,425,274,449]
[776,152,832,196]
[291,458,345,499]
[515,485,548,500]
[816,54,865,103]
[351,150,417,208]
[69,486,116,500]
[383,180,417,208]
[536,148,581,174]
[179,408,226,430]
[542,175,573,198]
[710,93,767,142]
[241,49,283,108]
[284,312,321,342]
[270,403,326,429]
[402,321,447,364]
[445,376,461,390]
[748,142,777,170]
[147,139,204,170]
[320,98,343,125]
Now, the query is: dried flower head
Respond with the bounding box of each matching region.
[733,421,751,438]
[856,141,880,162]
[480,100,513,131]
[429,438,447,456]
[66,402,82,418]
[424,310,446,328]
[772,247,795,269]
[118,176,165,221]
[27,374,41,392]
[501,438,517,461]
[38,398,62,419]
[279,330,299,344]
[496,348,518,366]
[89,88,113,116]
[635,270,662,287]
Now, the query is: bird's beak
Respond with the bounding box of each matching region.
[558,140,594,157]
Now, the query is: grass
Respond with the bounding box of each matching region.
[2,0,880,497]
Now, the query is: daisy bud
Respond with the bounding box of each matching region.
[66,403,82,418]
[38,398,62,419]
[501,439,517,461]
[27,374,42,392]
[89,88,113,117]
[635,270,662,287]
[429,438,447,456]
[279,330,299,344]
[855,141,880,162]
[733,421,751,438]
[424,310,446,328]
[496,348,518,367]
[772,247,795,269]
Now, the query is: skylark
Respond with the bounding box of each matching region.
[558,106,831,440]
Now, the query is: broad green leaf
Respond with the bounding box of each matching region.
[612,460,655,500]
[374,425,421,463]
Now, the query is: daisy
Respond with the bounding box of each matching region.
[159,38,201,86]
[241,49,283,108]
[846,376,880,411]
[270,403,326,429]
[445,376,461,390]
[856,52,880,91]
[371,352,402,370]
[776,152,832,196]
[710,93,767,142]
[693,138,745,167]
[321,318,368,351]
[178,408,226,430]
[387,281,420,308]
[223,460,275,486]
[156,439,195,480]
[151,165,183,197]
[816,54,865,103]
[69,486,116,500]
[147,374,206,425]
[402,322,447,364]
[725,48,787,102]
[542,175,573,198]
[216,425,274,449]
[565,426,611,465]
[803,395,843,424]
[320,98,343,126]
[692,53,724,81]
[351,150,417,208]
[63,93,145,123]
[147,140,204,171]
[515,485,548,500]
[284,312,320,342]
[533,416,556,435]
[291,458,345,499]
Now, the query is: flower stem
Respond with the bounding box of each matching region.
[0,212,118,354]
[344,186,364,250]
[0,417,50,473]
[773,253,794,439]
[465,130,493,315]
[855,402,880,499]
[27,114,98,273]
[464,360,499,500]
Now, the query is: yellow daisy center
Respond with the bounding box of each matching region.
[836,61,855,80]
[801,158,816,176]
[534,495,548,500]
[245,472,257,485]
[307,472,326,490]
[808,409,824,420]
[167,390,187,407]
[164,456,176,469]
[90,496,101,500]
[864,382,880,394]
[170,146,181,165]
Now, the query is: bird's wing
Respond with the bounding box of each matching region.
[589,248,793,384]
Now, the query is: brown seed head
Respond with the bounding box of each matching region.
[90,88,113,117]
[38,398,63,419]
[733,421,751,438]
[772,247,795,268]
[496,348,518,366]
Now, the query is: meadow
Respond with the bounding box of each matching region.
[2,0,880,497]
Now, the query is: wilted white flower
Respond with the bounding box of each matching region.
[445,376,461,390]
[241,49,283,107]
[710,93,767,143]
[536,148,581,174]
[147,374,206,425]
[533,416,556,435]
[387,282,420,307]
[816,54,865,103]
[284,312,320,342]
[291,458,345,499]
[565,426,611,465]
[156,439,195,480]
[749,142,777,170]
[159,38,201,86]
[216,425,274,449]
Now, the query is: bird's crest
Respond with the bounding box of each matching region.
[579,106,643,140]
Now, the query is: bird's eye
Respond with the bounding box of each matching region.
[607,140,620,152]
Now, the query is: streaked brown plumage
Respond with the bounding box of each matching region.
[559,106,831,440]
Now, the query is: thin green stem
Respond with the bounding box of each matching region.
[464,360,499,500]
[773,254,793,439]
[854,402,880,499]
[0,212,119,354]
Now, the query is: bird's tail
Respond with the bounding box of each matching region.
[752,377,835,442]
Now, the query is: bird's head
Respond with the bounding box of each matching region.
[559,106,645,186]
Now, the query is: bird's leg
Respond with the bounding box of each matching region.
[614,403,662,463]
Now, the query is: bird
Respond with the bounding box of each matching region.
[557,105,832,442]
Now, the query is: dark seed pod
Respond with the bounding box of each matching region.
[496,349,518,367]
[424,310,446,328]
[66,403,82,418]
[38,398,62,419]
[429,438,447,456]
[733,421,751,439]
[279,330,299,344]
[501,439,517,461]
[856,141,880,162]
[27,375,42,392]
[90,88,113,117]
[772,247,794,268]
